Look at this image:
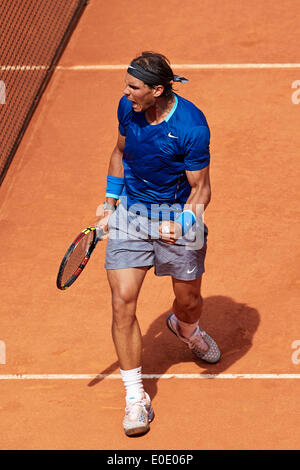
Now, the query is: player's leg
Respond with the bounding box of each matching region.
[168,276,221,363]
[105,202,155,435]
[171,276,207,349]
[172,276,203,324]
[153,235,221,363]
[107,266,154,436]
[107,266,147,370]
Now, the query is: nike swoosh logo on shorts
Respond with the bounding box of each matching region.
[187,266,196,274]
[168,132,178,139]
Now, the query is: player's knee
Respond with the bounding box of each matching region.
[111,291,137,327]
[112,287,137,308]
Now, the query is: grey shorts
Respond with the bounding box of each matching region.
[104,203,208,281]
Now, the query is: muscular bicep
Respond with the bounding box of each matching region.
[185,165,210,189]
[107,131,125,176]
[116,131,126,153]
[185,165,211,213]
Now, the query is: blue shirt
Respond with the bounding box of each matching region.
[118,93,210,219]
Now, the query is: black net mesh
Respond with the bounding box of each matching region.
[0,0,87,185]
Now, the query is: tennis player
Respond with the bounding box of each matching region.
[96,52,221,437]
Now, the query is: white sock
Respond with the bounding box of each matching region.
[177,318,199,339]
[120,366,145,404]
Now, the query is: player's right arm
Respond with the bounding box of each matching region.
[95,131,125,231]
[106,131,125,206]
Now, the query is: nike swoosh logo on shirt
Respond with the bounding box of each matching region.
[168,132,178,139]
[187,267,197,274]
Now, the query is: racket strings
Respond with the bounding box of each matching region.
[61,231,94,285]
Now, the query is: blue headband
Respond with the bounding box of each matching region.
[127,61,189,86]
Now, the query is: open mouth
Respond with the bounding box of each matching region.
[126,98,139,110]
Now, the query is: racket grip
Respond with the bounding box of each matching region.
[95,227,105,241]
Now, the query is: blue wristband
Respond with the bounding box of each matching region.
[175,210,196,236]
[105,175,124,200]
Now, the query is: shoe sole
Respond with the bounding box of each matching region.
[166,314,186,341]
[166,314,179,338]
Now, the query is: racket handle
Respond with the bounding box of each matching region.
[95,227,105,241]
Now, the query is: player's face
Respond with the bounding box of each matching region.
[123,73,156,112]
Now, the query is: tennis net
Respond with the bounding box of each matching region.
[0,0,87,185]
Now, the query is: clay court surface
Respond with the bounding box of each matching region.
[0,0,300,450]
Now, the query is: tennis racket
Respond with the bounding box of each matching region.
[56,226,104,290]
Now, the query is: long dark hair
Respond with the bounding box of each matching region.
[133,51,175,97]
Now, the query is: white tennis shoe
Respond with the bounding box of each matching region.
[123,392,154,436]
[167,313,221,363]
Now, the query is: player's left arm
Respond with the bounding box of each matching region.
[184,165,211,218]
[160,122,211,243]
[159,165,211,243]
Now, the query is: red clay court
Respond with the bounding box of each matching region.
[0,0,300,450]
